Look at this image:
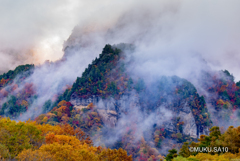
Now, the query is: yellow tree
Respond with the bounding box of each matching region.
[16,149,53,161]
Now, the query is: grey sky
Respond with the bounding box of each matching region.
[1,0,240,80]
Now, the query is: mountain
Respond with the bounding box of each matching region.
[34,44,214,159]
[1,44,240,160]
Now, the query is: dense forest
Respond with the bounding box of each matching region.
[0,64,35,118]
[1,44,240,160]
[0,117,131,160]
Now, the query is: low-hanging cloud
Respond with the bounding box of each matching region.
[64,0,240,81]
[1,0,240,126]
[2,0,240,80]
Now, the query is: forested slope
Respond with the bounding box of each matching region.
[1,44,240,160]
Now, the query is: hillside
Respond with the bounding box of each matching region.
[1,44,240,160]
[0,64,35,118]
[0,117,132,160]
[198,70,240,128]
[36,44,215,160]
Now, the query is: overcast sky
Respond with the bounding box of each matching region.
[1,0,240,80]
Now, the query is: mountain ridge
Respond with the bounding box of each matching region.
[0,44,240,160]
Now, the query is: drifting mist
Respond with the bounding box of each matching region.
[1,1,240,158]
[1,0,240,79]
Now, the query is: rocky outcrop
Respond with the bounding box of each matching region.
[97,109,117,128]
[163,102,210,139]
[74,105,88,111]
[179,110,197,138]
[70,96,118,128]
[70,95,209,138]
[165,122,176,133]
[70,95,98,106]
[70,94,141,128]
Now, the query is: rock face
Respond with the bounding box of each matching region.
[70,96,118,128]
[178,107,198,138]
[74,105,88,110]
[70,94,140,128]
[165,122,176,133]
[70,95,99,106]
[70,95,209,138]
[163,103,198,138]
[97,109,117,128]
[178,102,210,138]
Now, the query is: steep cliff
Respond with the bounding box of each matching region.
[67,52,212,138]
[51,44,213,158]
[70,92,209,139]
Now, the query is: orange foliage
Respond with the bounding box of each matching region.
[217,99,225,105]
[21,100,28,107]
[87,103,95,109]
[0,78,8,86]
[57,100,67,107]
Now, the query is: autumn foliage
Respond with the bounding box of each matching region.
[0,117,132,161]
[174,126,240,160]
